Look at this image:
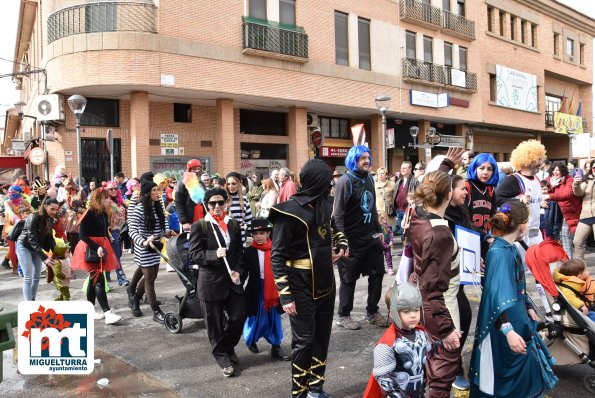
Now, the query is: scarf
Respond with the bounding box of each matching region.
[251,239,279,311]
[549,176,562,188]
[209,210,228,234]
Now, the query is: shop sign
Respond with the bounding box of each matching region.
[320,146,349,158]
[554,112,583,134]
[11,140,26,152]
[450,69,467,88]
[29,147,45,165]
[410,90,449,108]
[160,133,179,155]
[150,156,211,181]
[495,65,537,112]
[65,151,73,162]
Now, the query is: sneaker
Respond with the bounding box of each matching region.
[94,312,105,320]
[336,316,361,330]
[104,310,122,325]
[453,374,470,390]
[307,391,333,398]
[222,366,234,377]
[118,279,130,286]
[366,312,389,327]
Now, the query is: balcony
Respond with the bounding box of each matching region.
[402,58,477,91]
[242,17,308,62]
[545,111,554,127]
[442,10,475,40]
[47,1,157,44]
[399,0,441,29]
[399,0,475,41]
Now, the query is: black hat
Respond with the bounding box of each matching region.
[140,179,157,197]
[226,172,243,183]
[248,218,272,232]
[204,187,228,204]
[140,171,154,182]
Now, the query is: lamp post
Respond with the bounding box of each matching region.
[375,94,391,169]
[67,95,87,184]
[567,127,576,163]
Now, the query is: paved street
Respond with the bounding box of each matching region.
[2,245,595,397]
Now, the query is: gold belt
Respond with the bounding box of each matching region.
[286,259,312,270]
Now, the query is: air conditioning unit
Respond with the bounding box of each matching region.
[307,113,319,127]
[36,94,65,122]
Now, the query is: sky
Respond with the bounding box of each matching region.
[0,0,593,121]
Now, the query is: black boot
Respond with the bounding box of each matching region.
[1,258,10,269]
[127,286,135,309]
[271,345,291,361]
[131,296,143,317]
[247,343,259,353]
[152,305,165,324]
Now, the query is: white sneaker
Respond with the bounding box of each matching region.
[104,310,122,325]
[94,312,105,320]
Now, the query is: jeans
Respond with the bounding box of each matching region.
[394,209,405,239]
[560,219,574,259]
[110,229,128,284]
[17,241,44,301]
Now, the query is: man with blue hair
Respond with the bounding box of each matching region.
[333,145,387,330]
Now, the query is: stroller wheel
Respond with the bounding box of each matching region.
[584,374,595,394]
[164,313,183,334]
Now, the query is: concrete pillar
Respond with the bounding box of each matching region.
[216,99,236,174]
[418,120,431,162]
[288,107,308,173]
[370,114,383,170]
[129,91,150,177]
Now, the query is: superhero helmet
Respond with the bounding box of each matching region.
[187,159,202,171]
[390,281,422,329]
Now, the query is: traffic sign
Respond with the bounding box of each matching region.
[311,130,323,148]
[29,147,45,165]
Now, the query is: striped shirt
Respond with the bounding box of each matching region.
[228,193,252,245]
[128,202,166,268]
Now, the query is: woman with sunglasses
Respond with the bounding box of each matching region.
[225,172,252,246]
[128,177,169,323]
[105,181,129,286]
[189,187,246,378]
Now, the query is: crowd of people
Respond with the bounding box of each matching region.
[5,140,595,398]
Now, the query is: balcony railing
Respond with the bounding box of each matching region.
[400,0,475,40]
[47,1,157,44]
[242,17,308,60]
[545,111,555,127]
[402,58,477,90]
[400,0,441,28]
[442,10,475,40]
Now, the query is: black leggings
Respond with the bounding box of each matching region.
[87,271,110,312]
[134,266,159,306]
[129,267,143,292]
[457,285,473,375]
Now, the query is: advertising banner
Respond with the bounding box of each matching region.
[495,65,537,112]
[554,112,583,134]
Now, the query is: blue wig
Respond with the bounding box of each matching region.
[468,153,499,186]
[345,145,372,172]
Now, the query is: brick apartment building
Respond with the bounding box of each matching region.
[3,0,594,183]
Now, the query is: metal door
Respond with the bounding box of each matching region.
[81,138,121,183]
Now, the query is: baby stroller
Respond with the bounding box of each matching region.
[162,233,203,333]
[525,240,595,394]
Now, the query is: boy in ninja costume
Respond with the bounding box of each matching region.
[363,282,441,398]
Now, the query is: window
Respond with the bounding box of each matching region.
[487,7,493,32]
[531,24,537,47]
[358,17,371,70]
[442,0,450,11]
[249,0,266,20]
[510,16,516,40]
[554,33,560,56]
[521,20,526,44]
[423,36,433,63]
[406,31,416,59]
[80,98,119,127]
[459,46,467,71]
[457,0,465,17]
[489,74,496,101]
[499,11,504,36]
[545,95,562,126]
[335,11,349,66]
[444,42,453,67]
[173,103,192,123]
[240,110,287,136]
[580,43,585,65]
[319,117,349,139]
[567,38,574,59]
[279,0,296,26]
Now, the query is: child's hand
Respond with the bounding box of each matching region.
[581,306,589,316]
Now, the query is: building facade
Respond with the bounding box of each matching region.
[4,0,594,183]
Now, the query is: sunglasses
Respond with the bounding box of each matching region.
[208,200,226,207]
[108,187,117,191]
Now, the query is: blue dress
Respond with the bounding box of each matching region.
[469,237,558,397]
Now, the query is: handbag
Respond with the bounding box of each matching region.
[85,246,106,264]
[385,201,396,217]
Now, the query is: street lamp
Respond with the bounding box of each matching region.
[67,94,87,184]
[375,94,391,169]
[408,126,441,149]
[567,127,576,162]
